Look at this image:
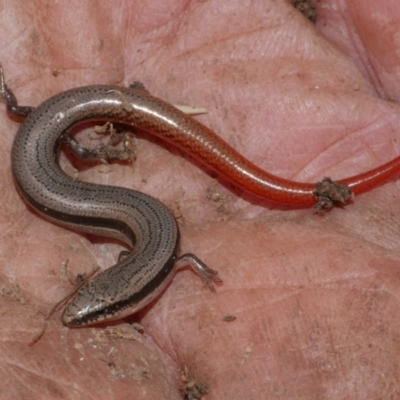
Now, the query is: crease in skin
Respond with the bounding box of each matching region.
[299,123,358,175]
[1,63,400,326]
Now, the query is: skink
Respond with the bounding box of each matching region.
[0,66,221,326]
[2,64,400,325]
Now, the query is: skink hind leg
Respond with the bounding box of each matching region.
[61,123,136,162]
[0,64,34,118]
[176,253,222,292]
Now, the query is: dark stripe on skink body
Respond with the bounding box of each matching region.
[13,175,137,248]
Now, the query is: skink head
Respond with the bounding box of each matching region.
[62,254,178,326]
[62,284,116,326]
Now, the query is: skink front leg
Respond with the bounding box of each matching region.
[175,253,222,291]
[0,63,34,118]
